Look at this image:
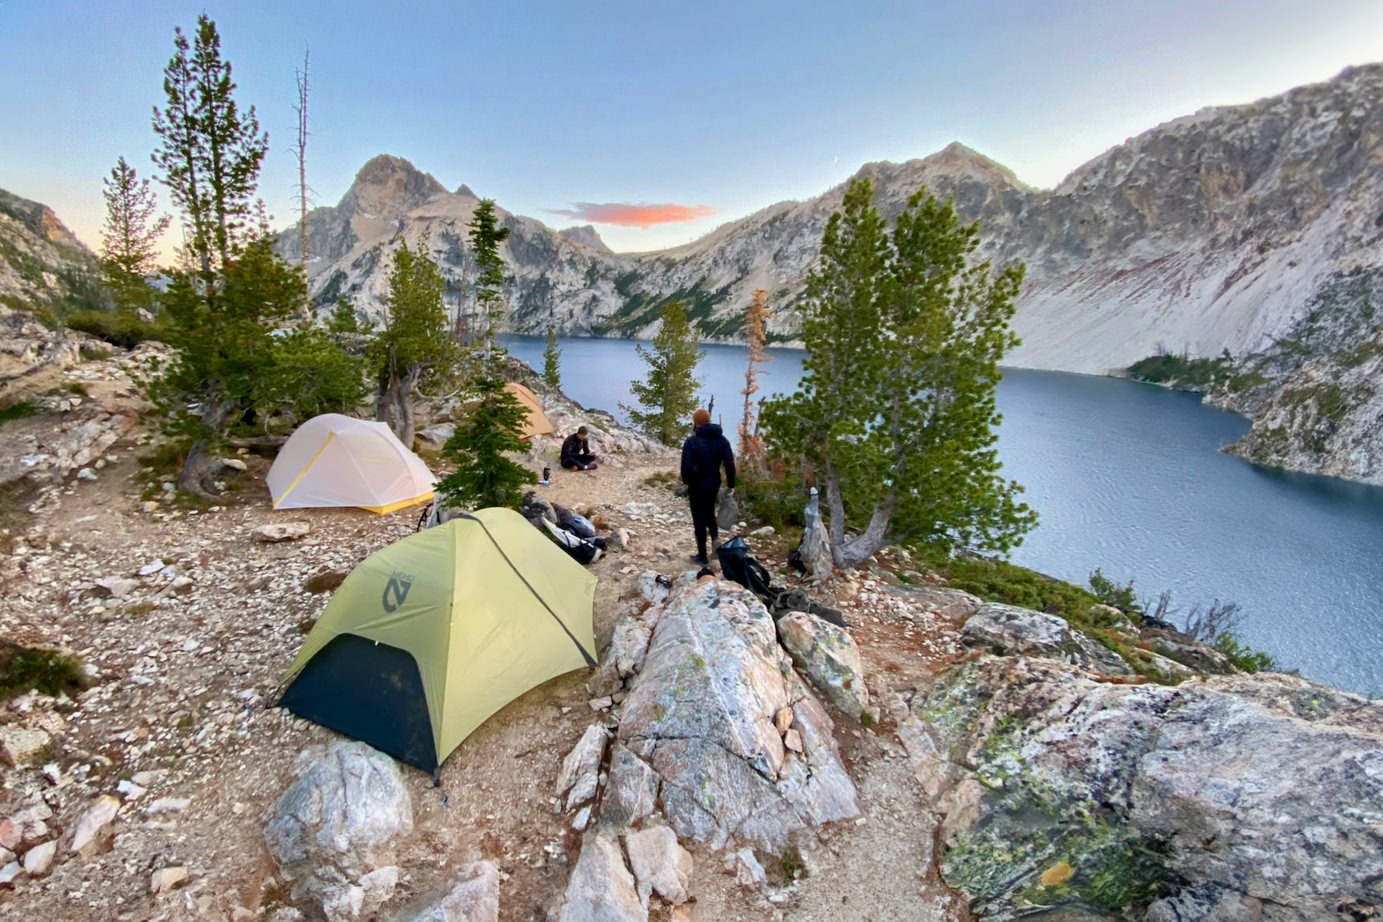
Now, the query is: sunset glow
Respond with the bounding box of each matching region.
[547,202,718,229]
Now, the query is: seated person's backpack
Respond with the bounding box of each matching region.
[716,537,847,628]
[540,517,604,565]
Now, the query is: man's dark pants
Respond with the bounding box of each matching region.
[688,485,719,560]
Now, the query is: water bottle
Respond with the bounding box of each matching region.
[541,466,551,486]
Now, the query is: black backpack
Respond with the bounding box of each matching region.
[716,537,774,598]
[716,537,848,628]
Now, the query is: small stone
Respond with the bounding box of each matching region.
[220,458,248,472]
[146,797,191,814]
[22,840,56,877]
[556,725,608,811]
[588,696,613,711]
[70,794,121,853]
[138,559,165,576]
[0,727,51,767]
[131,771,159,787]
[734,848,766,888]
[77,467,97,481]
[0,822,16,851]
[750,525,775,537]
[0,861,20,886]
[169,576,194,595]
[116,780,145,801]
[783,729,803,753]
[94,577,140,599]
[572,805,592,832]
[251,521,311,543]
[41,763,61,785]
[150,866,189,895]
[142,501,159,513]
[626,825,693,906]
[303,569,349,594]
[774,707,793,735]
[20,819,49,847]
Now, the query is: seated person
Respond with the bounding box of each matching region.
[560,426,598,470]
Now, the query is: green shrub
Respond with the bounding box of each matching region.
[1088,568,1140,613]
[917,548,1102,623]
[1211,633,1276,673]
[66,309,165,348]
[0,400,39,426]
[1125,353,1233,391]
[739,467,809,529]
[0,642,88,700]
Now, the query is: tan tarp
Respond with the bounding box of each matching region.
[285,507,597,767]
[266,413,436,514]
[504,382,555,439]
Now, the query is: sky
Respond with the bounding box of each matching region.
[2,0,1382,260]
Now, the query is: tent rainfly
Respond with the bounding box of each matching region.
[267,414,436,514]
[276,507,598,776]
[504,382,555,440]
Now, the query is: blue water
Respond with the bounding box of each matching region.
[504,334,1383,696]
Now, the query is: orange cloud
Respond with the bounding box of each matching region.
[548,202,717,228]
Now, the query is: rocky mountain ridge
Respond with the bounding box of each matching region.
[281,64,1383,374]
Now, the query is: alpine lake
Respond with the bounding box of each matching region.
[504,334,1383,697]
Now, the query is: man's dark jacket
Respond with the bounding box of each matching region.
[680,423,736,491]
[561,433,591,467]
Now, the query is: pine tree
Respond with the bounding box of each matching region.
[99,156,169,313]
[372,237,458,446]
[621,301,704,446]
[150,234,305,494]
[151,14,268,280]
[145,16,289,494]
[738,288,771,461]
[761,177,1036,569]
[468,199,510,369]
[543,326,562,389]
[327,299,360,333]
[437,377,534,510]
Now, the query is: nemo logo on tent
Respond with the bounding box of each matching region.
[383,573,414,612]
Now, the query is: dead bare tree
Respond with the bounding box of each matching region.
[292,45,312,319]
[739,288,771,461]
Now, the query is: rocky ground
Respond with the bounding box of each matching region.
[0,340,975,921]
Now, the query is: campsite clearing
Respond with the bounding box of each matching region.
[0,434,966,922]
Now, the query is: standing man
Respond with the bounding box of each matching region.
[561,426,598,471]
[680,408,735,566]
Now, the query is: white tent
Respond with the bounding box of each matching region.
[267,414,437,514]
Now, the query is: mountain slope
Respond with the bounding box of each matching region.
[0,188,104,314]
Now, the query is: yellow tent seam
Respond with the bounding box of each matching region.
[358,491,435,515]
[273,432,335,509]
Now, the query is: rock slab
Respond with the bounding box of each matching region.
[776,610,870,719]
[618,578,858,850]
[907,656,1383,921]
[265,741,414,921]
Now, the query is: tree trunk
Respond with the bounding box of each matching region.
[823,465,896,570]
[176,397,234,497]
[831,502,893,570]
[376,362,421,448]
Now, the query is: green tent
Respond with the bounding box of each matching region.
[278,507,597,776]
